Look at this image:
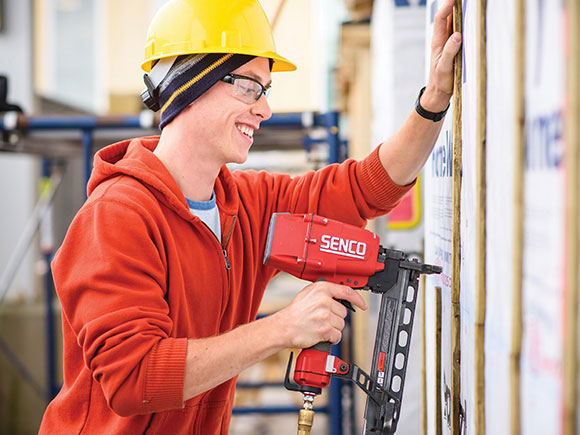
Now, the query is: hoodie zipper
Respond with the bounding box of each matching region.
[222,248,231,270]
[218,215,236,322]
[221,215,236,271]
[193,214,236,327]
[195,214,235,271]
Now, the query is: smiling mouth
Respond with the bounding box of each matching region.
[237,124,254,138]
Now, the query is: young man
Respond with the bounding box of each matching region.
[40,0,461,433]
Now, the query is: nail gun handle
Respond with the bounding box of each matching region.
[307,298,353,352]
[309,297,353,351]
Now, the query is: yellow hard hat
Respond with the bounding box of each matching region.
[142,0,297,73]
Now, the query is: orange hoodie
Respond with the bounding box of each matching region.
[39,136,413,434]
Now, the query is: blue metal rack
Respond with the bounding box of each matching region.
[0,110,354,435]
[1,112,344,189]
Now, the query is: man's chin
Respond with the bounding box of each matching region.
[226,153,250,167]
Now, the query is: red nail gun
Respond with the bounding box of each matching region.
[263,213,442,434]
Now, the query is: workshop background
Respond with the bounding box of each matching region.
[0,0,579,435]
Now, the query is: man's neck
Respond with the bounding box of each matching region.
[154,130,221,202]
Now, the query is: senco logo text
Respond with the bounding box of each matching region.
[320,235,366,259]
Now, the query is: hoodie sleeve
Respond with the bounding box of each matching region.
[235,144,415,228]
[53,197,187,416]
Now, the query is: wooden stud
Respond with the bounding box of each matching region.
[475,0,487,434]
[511,0,525,433]
[451,1,463,434]
[564,0,580,433]
[435,286,443,435]
[421,274,428,435]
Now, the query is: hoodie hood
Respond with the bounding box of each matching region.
[88,136,240,221]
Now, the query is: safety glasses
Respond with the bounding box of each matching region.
[221,73,271,104]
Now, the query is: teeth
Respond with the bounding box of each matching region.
[237,125,254,138]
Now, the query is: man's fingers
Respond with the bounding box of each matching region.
[329,285,367,311]
[325,316,345,344]
[329,314,345,332]
[292,282,369,346]
[438,32,462,74]
[431,0,455,50]
[330,300,348,318]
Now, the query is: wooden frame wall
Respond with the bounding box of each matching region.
[423,2,579,434]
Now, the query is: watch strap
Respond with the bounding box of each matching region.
[415,86,449,122]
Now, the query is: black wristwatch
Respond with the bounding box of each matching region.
[415,86,449,122]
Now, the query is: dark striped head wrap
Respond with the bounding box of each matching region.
[158,53,255,129]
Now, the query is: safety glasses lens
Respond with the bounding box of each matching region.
[227,76,269,104]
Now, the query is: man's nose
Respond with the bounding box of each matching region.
[252,94,272,121]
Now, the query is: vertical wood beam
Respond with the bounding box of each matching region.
[451,1,463,433]
[435,286,443,435]
[564,0,580,433]
[475,0,487,434]
[421,274,428,435]
[511,0,526,433]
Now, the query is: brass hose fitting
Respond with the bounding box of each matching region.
[297,394,315,434]
[297,407,315,435]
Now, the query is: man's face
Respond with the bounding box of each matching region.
[180,57,273,166]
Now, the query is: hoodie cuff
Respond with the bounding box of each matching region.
[358,145,416,210]
[142,338,188,412]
